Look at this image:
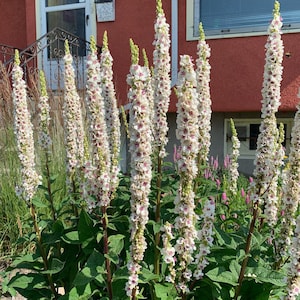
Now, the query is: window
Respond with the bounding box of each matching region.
[225,119,292,159]
[187,0,300,40]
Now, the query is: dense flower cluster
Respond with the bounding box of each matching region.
[152,0,171,158]
[63,41,85,191]
[38,71,52,152]
[99,31,121,195]
[196,23,212,167]
[83,36,111,209]
[194,198,215,279]
[228,119,240,194]
[12,50,41,202]
[161,222,176,283]
[125,43,153,298]
[173,55,200,293]
[285,215,300,300]
[250,1,284,215]
[278,104,300,257]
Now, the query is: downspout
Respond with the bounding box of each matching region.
[171,0,178,87]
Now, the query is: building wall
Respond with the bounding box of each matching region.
[95,0,300,113]
[0,0,36,49]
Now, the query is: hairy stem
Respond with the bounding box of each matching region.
[234,201,259,300]
[30,204,58,299]
[154,151,162,276]
[102,206,113,300]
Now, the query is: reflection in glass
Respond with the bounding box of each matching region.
[46,0,83,7]
[47,8,86,58]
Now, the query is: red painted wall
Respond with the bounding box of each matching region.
[97,0,300,113]
[0,0,36,49]
[0,0,27,49]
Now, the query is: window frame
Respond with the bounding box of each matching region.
[186,0,300,40]
[224,118,292,159]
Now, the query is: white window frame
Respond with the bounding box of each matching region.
[186,0,300,41]
[224,118,293,159]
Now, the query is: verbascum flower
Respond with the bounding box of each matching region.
[63,40,85,192]
[228,119,240,195]
[278,104,300,258]
[172,54,199,293]
[194,198,215,280]
[13,50,40,202]
[38,71,52,152]
[196,23,212,167]
[99,32,121,196]
[125,40,152,298]
[152,0,171,158]
[285,215,300,300]
[84,36,111,209]
[250,1,283,219]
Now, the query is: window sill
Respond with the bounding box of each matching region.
[186,28,300,41]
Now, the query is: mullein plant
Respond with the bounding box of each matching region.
[196,23,212,172]
[125,39,153,299]
[152,0,171,276]
[285,215,300,299]
[99,31,121,197]
[152,0,171,159]
[38,71,56,220]
[84,35,113,299]
[63,40,85,197]
[250,0,283,220]
[13,50,57,297]
[277,102,300,264]
[235,2,284,298]
[12,50,41,203]
[228,118,240,195]
[165,55,200,296]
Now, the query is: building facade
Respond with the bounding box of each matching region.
[1,0,300,174]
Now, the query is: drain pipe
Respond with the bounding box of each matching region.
[171,0,178,87]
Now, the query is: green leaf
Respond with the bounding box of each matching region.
[148,220,162,234]
[139,267,160,283]
[245,267,286,287]
[31,197,48,208]
[206,267,238,286]
[154,283,177,300]
[8,273,52,299]
[41,258,64,275]
[73,250,105,286]
[78,210,97,254]
[108,234,125,255]
[62,231,81,244]
[60,283,93,300]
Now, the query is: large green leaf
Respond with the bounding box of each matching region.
[154,283,177,300]
[206,266,238,286]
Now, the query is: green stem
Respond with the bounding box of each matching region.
[45,151,56,221]
[234,201,259,300]
[154,151,162,276]
[30,203,58,299]
[102,206,113,300]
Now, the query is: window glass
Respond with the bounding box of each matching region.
[195,0,300,36]
[47,8,86,57]
[46,0,84,7]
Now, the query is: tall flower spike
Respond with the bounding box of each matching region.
[99,31,121,198]
[249,0,283,213]
[285,215,300,300]
[228,119,240,195]
[152,0,171,158]
[172,55,199,294]
[63,40,85,192]
[83,35,111,209]
[125,41,152,298]
[38,70,52,152]
[196,22,212,169]
[13,49,40,202]
[277,103,300,260]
